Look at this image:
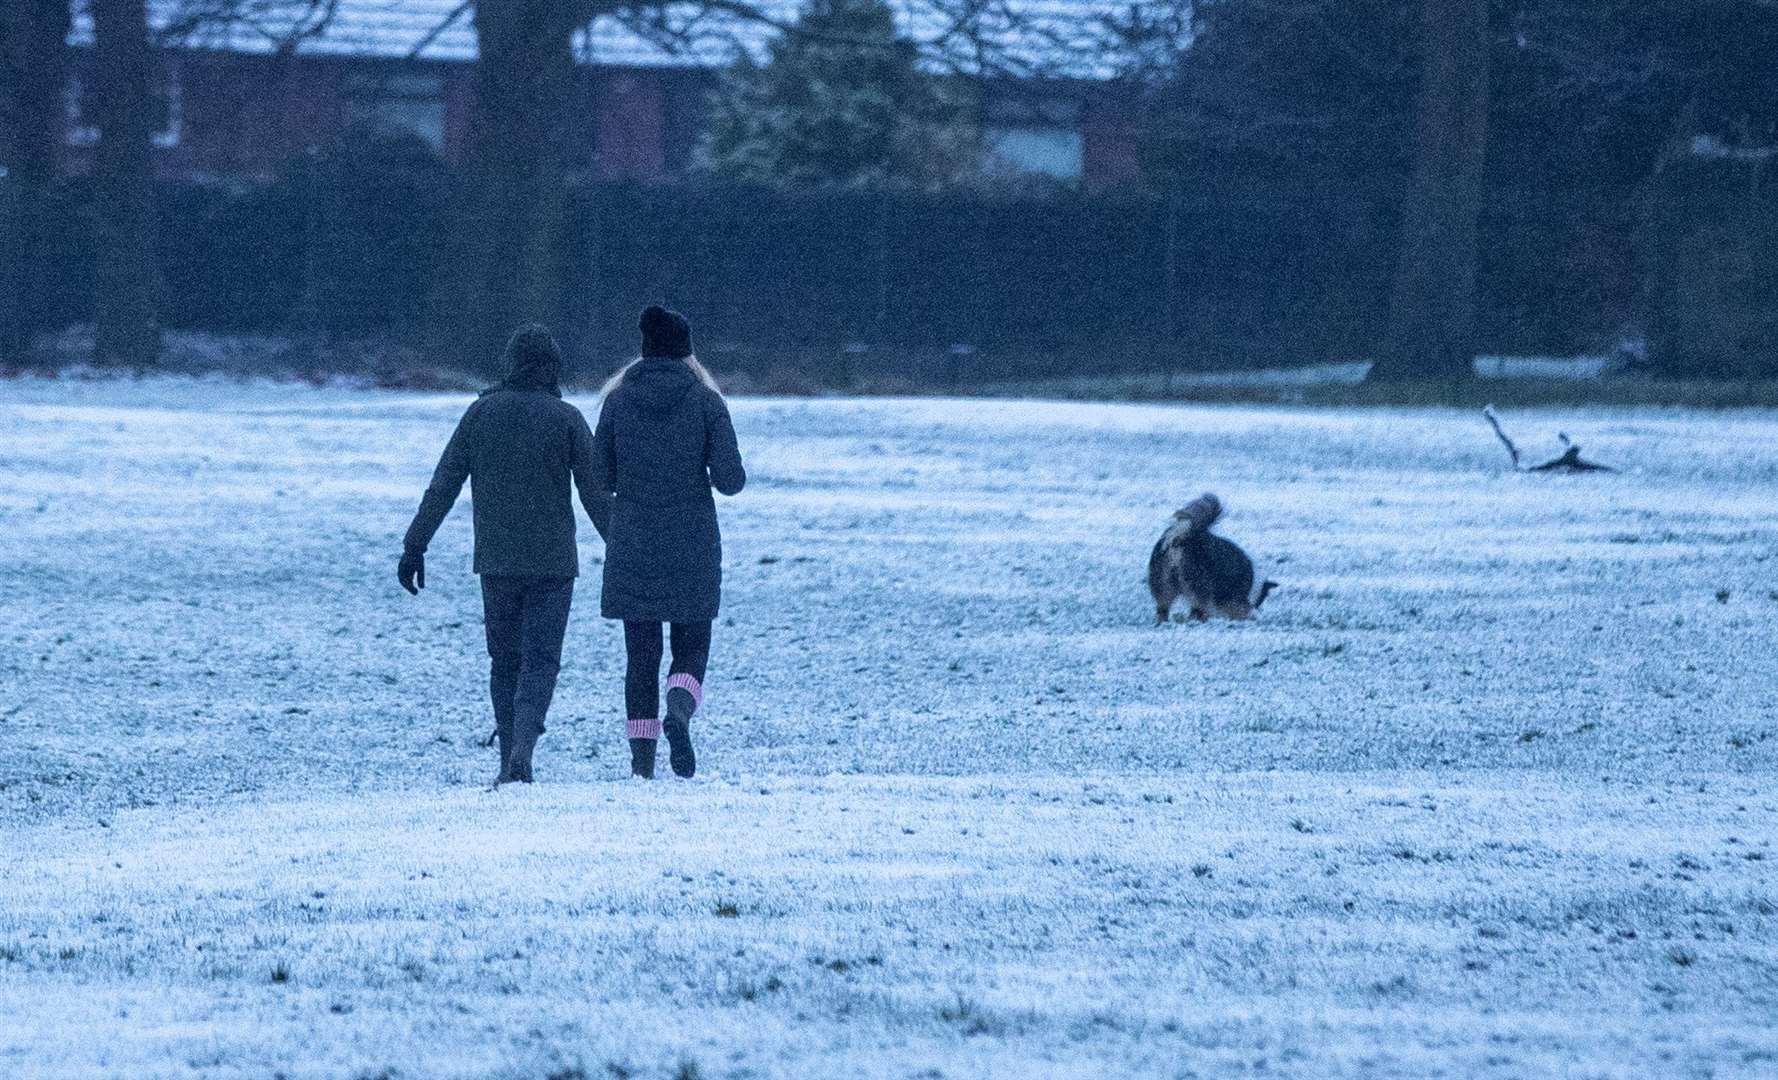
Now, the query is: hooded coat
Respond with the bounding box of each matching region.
[402,344,608,578]
[591,356,745,622]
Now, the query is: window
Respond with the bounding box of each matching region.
[65,59,182,149]
[980,94,1083,181]
[345,71,446,153]
[983,127,1084,181]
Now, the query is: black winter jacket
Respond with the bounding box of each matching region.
[403,387,609,577]
[590,357,745,621]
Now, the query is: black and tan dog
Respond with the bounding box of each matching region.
[1148,494,1278,624]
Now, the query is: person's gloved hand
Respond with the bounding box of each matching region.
[398,551,425,595]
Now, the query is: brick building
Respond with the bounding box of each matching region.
[61,0,1143,189]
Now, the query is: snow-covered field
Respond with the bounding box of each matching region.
[2,379,1775,1078]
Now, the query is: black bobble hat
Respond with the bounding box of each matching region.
[639,305,693,359]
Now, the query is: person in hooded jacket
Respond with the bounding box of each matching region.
[398,324,610,786]
[592,305,745,779]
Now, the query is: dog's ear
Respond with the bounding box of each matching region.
[1172,508,1190,521]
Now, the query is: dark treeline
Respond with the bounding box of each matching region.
[3,0,1776,382]
[1136,0,1778,380]
[24,140,1768,383]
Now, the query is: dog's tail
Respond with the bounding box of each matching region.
[1174,493,1222,533]
[1253,580,1279,610]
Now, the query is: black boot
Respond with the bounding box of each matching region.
[492,729,515,786]
[663,687,697,779]
[630,738,657,779]
[505,734,536,784]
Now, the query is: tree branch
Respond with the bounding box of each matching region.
[1483,406,1617,473]
[406,0,474,61]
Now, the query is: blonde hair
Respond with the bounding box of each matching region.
[600,355,722,399]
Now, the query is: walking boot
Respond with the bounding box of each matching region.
[629,738,657,779]
[504,734,537,784]
[492,729,516,786]
[663,674,700,778]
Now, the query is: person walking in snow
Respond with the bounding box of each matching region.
[398,324,607,786]
[593,305,745,779]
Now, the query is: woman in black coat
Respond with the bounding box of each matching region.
[589,306,745,779]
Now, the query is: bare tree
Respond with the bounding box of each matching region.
[82,0,340,367]
[423,0,1123,375]
[1505,0,1778,378]
[88,0,161,366]
[1367,0,1489,383]
[0,0,72,366]
[1119,1,1491,384]
[427,0,579,375]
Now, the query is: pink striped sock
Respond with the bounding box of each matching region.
[665,672,703,710]
[626,717,661,740]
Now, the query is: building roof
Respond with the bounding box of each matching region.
[70,0,1136,76]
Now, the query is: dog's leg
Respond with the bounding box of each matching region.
[1148,541,1177,626]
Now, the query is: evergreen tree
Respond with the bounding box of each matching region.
[701,0,974,188]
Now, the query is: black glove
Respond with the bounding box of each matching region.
[398,551,425,595]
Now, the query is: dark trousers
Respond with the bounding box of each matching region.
[482,575,574,747]
[623,620,712,719]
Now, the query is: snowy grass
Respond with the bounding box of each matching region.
[982,366,1778,408]
[2,380,1777,1077]
[5,775,1775,1078]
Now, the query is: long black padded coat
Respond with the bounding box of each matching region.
[589,357,746,623]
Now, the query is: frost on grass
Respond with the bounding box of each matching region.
[1,382,1777,1077]
[2,776,1775,1078]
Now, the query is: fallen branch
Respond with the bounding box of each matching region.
[1483,406,1616,473]
[1527,433,1616,473]
[1482,404,1521,468]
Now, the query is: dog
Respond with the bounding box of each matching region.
[1147,494,1278,624]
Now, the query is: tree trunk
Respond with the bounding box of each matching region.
[1368,0,1489,383]
[89,0,161,367]
[431,0,577,377]
[0,0,71,366]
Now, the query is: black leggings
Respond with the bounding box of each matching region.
[623,620,712,719]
